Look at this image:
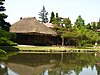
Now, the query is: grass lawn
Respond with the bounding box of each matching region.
[16,46,71,50]
[0,45,100,53]
[15,45,100,51]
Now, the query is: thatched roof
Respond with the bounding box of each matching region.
[10,17,57,36]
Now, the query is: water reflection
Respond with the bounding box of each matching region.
[0,52,18,75]
[0,53,100,75]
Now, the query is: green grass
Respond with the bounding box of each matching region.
[15,46,100,51]
[1,46,100,53]
[15,46,71,51]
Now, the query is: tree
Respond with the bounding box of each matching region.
[74,15,85,29]
[97,22,100,29]
[50,11,55,23]
[0,29,17,46]
[63,17,72,28]
[91,22,97,31]
[0,0,11,31]
[0,0,16,46]
[56,13,59,18]
[39,6,48,23]
[86,30,100,43]
[86,23,92,30]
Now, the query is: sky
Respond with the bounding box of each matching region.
[4,0,100,24]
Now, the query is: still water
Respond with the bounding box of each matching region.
[0,52,100,75]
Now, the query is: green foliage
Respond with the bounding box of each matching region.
[91,22,97,31]
[0,49,6,53]
[56,13,58,18]
[84,44,93,47]
[62,30,80,38]
[59,25,100,46]
[97,22,100,29]
[50,12,63,26]
[0,51,18,60]
[39,6,48,23]
[76,26,100,45]
[0,29,17,46]
[51,15,100,46]
[86,23,92,29]
[63,17,72,28]
[50,12,59,24]
[50,11,55,23]
[0,37,17,46]
[74,15,85,29]
[61,30,81,46]
[86,30,100,43]
[78,40,87,46]
[0,29,16,40]
[52,17,61,25]
[0,1,16,47]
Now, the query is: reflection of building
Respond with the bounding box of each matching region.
[10,17,57,45]
[7,62,54,75]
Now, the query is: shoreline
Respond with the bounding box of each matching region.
[0,45,100,53]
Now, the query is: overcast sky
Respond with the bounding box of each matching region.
[4,0,100,24]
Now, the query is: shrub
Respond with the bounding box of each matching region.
[97,44,100,46]
[0,37,17,46]
[0,29,16,40]
[0,49,6,53]
[0,29,17,46]
[78,40,87,46]
[84,44,93,47]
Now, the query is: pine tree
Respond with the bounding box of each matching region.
[74,15,85,29]
[56,13,58,18]
[39,6,48,23]
[50,11,55,23]
[0,0,11,31]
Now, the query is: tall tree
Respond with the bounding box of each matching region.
[0,0,11,31]
[56,13,59,18]
[39,6,48,23]
[50,11,55,23]
[74,15,85,29]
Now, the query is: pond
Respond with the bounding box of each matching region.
[0,52,100,75]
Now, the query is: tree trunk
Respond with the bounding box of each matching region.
[62,37,64,46]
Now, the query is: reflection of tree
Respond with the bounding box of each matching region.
[47,53,100,75]
[0,52,18,75]
[95,64,100,75]
[0,52,17,60]
[1,53,100,75]
[0,64,8,75]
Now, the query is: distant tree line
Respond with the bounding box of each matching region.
[39,6,100,47]
[49,11,100,47]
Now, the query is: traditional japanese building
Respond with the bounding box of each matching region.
[10,17,57,45]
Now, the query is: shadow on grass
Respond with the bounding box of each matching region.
[0,46,19,52]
